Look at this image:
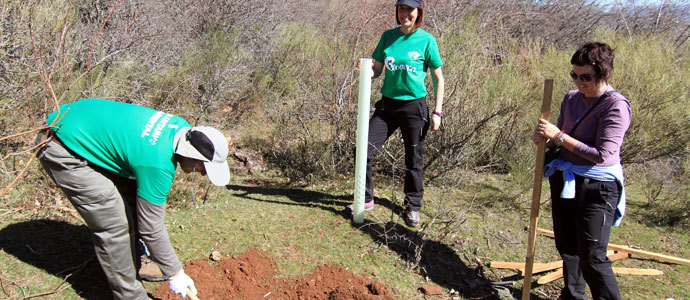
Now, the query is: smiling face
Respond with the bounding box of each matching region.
[397,4,418,28]
[571,64,606,98]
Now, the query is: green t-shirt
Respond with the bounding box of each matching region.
[372,27,443,100]
[46,99,191,205]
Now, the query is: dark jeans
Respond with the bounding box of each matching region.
[365,96,429,211]
[549,172,622,300]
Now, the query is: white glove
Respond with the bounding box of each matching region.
[168,270,197,298]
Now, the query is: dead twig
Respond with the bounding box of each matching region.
[0,272,11,298]
[18,257,94,300]
[0,138,48,199]
[25,245,39,255]
[1,135,51,166]
[56,256,95,277]
[19,274,70,300]
[86,0,123,69]
[0,127,49,143]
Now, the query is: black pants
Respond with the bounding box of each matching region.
[549,172,622,300]
[365,96,429,211]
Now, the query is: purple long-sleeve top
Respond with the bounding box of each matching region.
[556,85,632,166]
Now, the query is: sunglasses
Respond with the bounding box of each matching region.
[569,71,594,82]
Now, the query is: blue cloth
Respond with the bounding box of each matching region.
[544,159,626,226]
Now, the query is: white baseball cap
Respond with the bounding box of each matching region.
[174,126,230,186]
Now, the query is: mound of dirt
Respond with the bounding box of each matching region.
[153,248,394,300]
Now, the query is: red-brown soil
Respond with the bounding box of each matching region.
[153,248,394,300]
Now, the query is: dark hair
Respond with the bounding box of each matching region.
[395,4,424,28]
[571,42,615,83]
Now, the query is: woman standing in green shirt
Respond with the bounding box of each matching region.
[349,0,444,227]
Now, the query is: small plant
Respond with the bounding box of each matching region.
[638,160,674,207]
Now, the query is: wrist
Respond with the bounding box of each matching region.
[432,111,442,117]
[169,269,185,279]
[554,130,565,146]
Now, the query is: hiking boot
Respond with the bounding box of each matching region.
[138,257,168,282]
[137,241,168,282]
[345,199,375,213]
[403,209,420,227]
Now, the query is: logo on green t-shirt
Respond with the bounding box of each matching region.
[385,57,417,73]
[408,51,421,61]
[141,111,178,146]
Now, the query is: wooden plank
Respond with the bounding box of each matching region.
[536,227,555,238]
[491,261,563,275]
[493,251,629,276]
[522,79,553,300]
[612,267,664,276]
[537,267,662,285]
[537,227,690,266]
[537,268,563,284]
[531,252,629,285]
[491,261,531,269]
[608,251,630,261]
[607,244,690,266]
[493,251,628,271]
[521,260,563,276]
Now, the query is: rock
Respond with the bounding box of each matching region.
[232,149,265,173]
[368,282,390,295]
[493,286,513,299]
[419,285,443,295]
[210,251,222,261]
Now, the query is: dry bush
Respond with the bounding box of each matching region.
[258,0,391,182]
[0,0,281,205]
[429,0,689,49]
[627,156,690,228]
[2,0,688,220]
[255,0,689,188]
[0,0,151,214]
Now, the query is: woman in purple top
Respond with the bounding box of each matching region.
[532,42,632,300]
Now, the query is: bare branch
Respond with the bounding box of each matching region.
[86,0,123,69]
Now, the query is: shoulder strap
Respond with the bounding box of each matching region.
[568,90,616,134]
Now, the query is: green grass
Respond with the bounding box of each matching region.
[1,170,688,299]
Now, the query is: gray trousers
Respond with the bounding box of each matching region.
[36,132,148,300]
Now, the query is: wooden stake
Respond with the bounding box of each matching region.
[522,79,553,300]
[187,288,200,300]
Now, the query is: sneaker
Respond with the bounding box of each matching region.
[403,209,420,227]
[137,241,169,282]
[345,199,374,213]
